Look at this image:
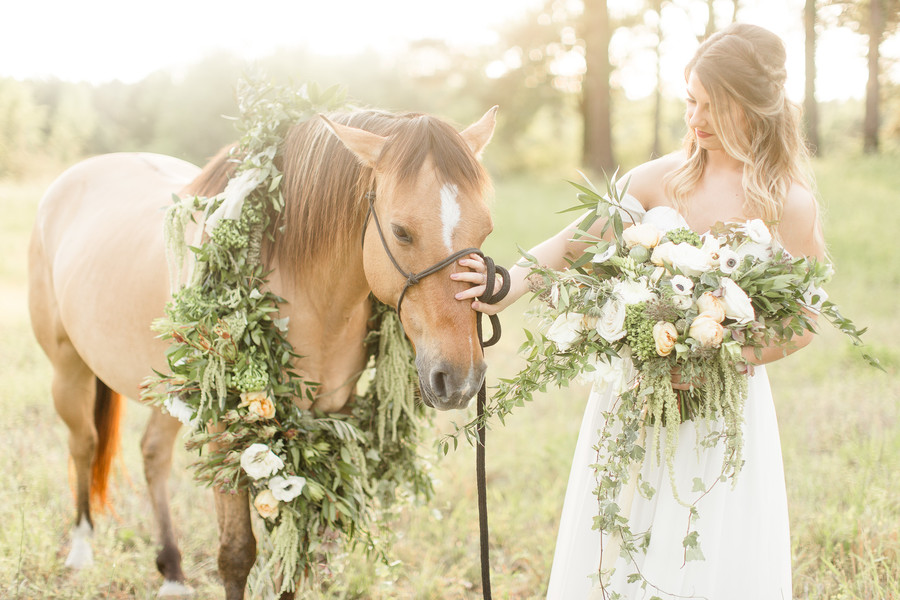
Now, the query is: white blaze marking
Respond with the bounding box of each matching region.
[440,184,461,253]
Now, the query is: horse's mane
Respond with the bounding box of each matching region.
[184,110,490,277]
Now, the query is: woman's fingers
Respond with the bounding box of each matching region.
[471,299,502,315]
[452,254,506,314]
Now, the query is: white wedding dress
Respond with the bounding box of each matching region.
[546,202,793,600]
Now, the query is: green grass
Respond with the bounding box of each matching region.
[1,153,897,599]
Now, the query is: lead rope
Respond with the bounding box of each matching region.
[362,190,509,597]
[474,256,510,600]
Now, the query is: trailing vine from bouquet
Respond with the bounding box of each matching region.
[141,79,433,593]
[441,172,879,595]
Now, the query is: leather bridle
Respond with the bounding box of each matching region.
[362,188,508,598]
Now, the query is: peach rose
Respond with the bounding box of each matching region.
[652,321,679,357]
[622,222,662,249]
[253,489,280,520]
[240,390,276,419]
[689,314,724,347]
[695,292,726,323]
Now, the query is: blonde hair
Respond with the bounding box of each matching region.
[665,23,814,226]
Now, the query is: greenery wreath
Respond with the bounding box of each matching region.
[142,79,433,593]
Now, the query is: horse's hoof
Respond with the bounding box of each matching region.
[63,536,94,570]
[158,580,195,597]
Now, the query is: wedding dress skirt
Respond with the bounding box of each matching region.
[546,366,792,599]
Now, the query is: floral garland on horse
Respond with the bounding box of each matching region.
[142,80,433,592]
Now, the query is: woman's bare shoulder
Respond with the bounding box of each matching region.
[619,152,686,208]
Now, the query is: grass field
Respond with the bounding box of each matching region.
[1,153,897,599]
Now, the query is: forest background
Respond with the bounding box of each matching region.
[1,0,899,598]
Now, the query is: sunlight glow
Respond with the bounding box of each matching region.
[1,0,892,102]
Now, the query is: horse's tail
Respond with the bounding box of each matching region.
[91,378,125,512]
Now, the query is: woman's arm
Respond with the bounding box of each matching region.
[452,213,605,315]
[452,154,679,314]
[743,183,826,366]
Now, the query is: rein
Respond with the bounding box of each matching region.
[363,190,509,599]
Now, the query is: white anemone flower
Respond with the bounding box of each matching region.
[670,275,694,295]
[742,219,772,245]
[240,443,285,480]
[717,247,741,274]
[268,475,307,502]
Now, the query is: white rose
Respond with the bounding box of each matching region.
[695,291,726,323]
[689,314,724,347]
[669,275,694,296]
[743,219,772,245]
[240,443,285,480]
[253,489,280,520]
[653,242,710,277]
[596,299,627,342]
[717,247,740,274]
[667,243,713,277]
[622,223,661,249]
[546,312,585,351]
[719,277,755,324]
[613,278,655,305]
[269,475,307,502]
[651,241,675,266]
[163,396,195,426]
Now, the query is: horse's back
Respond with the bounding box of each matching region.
[29,152,201,397]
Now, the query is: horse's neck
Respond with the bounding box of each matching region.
[269,254,372,413]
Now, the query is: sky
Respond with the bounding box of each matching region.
[1,0,894,102]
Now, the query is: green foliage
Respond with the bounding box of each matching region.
[142,79,435,593]
[1,155,899,598]
[445,170,878,594]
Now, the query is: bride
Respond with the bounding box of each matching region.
[452,23,824,599]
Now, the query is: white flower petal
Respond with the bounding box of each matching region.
[269,475,307,502]
[240,444,284,480]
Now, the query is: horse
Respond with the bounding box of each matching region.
[27,105,498,599]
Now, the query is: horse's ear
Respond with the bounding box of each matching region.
[460,106,498,158]
[319,115,387,167]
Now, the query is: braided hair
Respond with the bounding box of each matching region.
[664,23,814,229]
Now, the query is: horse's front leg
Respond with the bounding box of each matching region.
[213,486,256,600]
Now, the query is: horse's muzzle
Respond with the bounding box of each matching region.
[417,357,486,411]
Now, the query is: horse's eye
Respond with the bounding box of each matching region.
[391,224,412,244]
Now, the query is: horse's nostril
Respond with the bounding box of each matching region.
[430,369,448,399]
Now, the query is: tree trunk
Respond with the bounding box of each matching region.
[705,0,716,39]
[651,0,664,158]
[804,0,821,155]
[863,0,882,154]
[582,0,615,174]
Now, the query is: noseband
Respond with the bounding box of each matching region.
[362,191,508,327]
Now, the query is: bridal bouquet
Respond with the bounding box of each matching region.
[447,174,877,584]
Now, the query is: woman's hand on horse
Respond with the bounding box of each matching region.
[452,254,505,315]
